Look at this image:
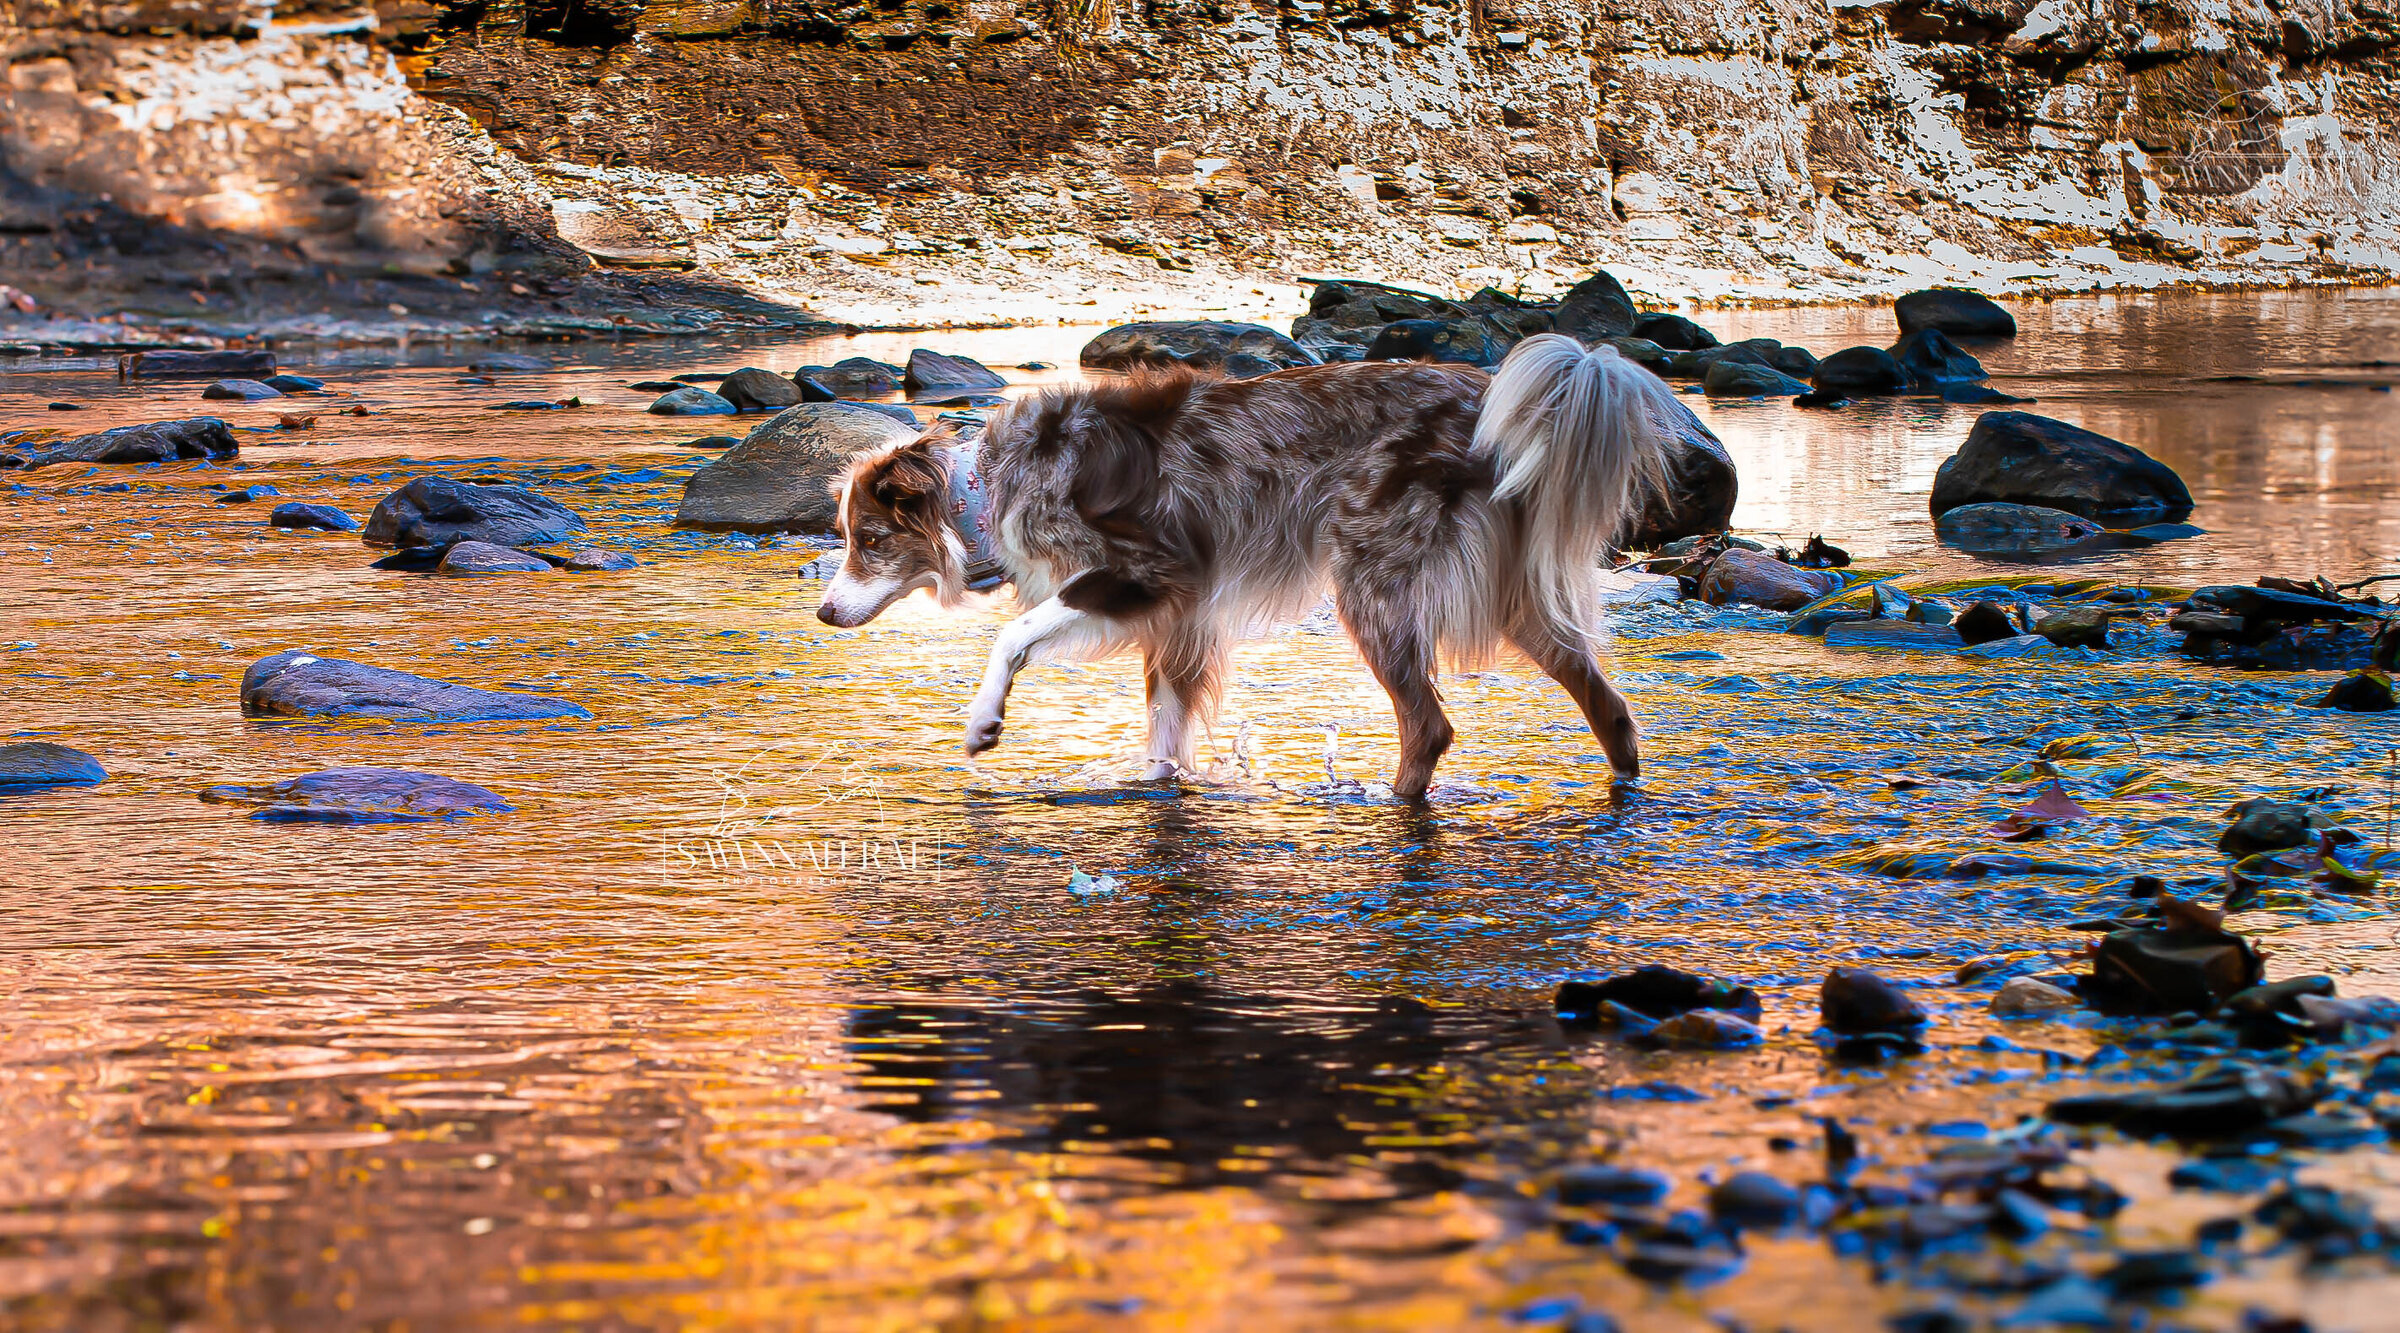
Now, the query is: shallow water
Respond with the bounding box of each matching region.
[2,290,2399,1330]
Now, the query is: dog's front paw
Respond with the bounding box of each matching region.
[964,710,1005,755]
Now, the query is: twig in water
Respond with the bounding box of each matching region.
[2103,704,2146,764]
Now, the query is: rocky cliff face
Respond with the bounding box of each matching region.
[4,0,2397,325]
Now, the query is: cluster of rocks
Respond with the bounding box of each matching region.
[361,476,634,576]
[645,348,1010,419]
[2172,578,2396,687]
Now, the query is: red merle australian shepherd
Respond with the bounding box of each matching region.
[813,334,1680,799]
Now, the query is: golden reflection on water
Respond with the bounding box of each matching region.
[2,290,2399,1328]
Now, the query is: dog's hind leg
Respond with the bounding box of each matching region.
[1338,594,1453,801]
[1505,613,1640,782]
[965,597,1122,755]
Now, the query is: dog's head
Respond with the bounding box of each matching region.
[815,430,965,627]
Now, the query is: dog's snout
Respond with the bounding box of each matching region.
[815,602,843,626]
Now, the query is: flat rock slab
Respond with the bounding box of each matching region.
[674,402,915,534]
[202,378,284,400]
[363,476,587,549]
[242,651,591,722]
[200,766,512,823]
[121,349,275,378]
[438,540,552,575]
[270,502,358,531]
[0,741,108,788]
[0,417,238,470]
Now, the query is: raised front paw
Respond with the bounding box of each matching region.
[964,709,1005,755]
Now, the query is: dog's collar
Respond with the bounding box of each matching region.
[941,435,1007,592]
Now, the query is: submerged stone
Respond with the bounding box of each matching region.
[437,540,551,575]
[1821,967,1930,1034]
[0,417,239,469]
[363,477,588,550]
[1556,1164,1672,1207]
[1932,502,2105,554]
[1556,964,1764,1025]
[1699,548,1839,611]
[241,651,590,722]
[0,741,108,788]
[2048,1064,2313,1137]
[2311,670,2395,712]
[269,502,358,532]
[199,766,512,823]
[648,386,737,415]
[1825,619,1964,651]
[1709,1172,1801,1229]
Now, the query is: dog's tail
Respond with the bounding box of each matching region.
[1474,333,1674,631]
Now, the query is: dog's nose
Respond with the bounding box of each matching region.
[815,602,842,626]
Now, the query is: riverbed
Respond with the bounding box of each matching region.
[3,289,2399,1330]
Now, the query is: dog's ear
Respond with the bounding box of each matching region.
[860,435,949,532]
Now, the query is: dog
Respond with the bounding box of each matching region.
[813,333,1679,798]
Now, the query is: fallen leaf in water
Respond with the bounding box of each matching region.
[2156,894,2226,933]
[345,405,371,416]
[1988,780,2094,838]
[275,413,319,429]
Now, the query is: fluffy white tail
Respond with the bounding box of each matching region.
[1475,334,1675,632]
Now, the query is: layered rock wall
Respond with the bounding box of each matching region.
[4,0,2397,320]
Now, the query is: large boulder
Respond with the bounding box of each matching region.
[241,651,591,722]
[437,540,553,575]
[1933,502,2105,553]
[1896,288,2017,338]
[1930,412,2193,521]
[1553,270,1638,341]
[363,477,588,550]
[1363,318,1503,367]
[718,367,803,412]
[1624,393,1740,549]
[673,402,916,534]
[199,767,514,823]
[0,741,107,789]
[1812,347,1910,396]
[0,417,238,469]
[1081,321,1317,377]
[1890,328,1987,385]
[903,349,1007,393]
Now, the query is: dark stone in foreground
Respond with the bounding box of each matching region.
[2218,799,2334,856]
[0,741,107,788]
[674,403,916,534]
[1556,1164,1672,1207]
[199,766,513,823]
[1896,288,2017,338]
[363,476,588,549]
[0,417,238,469]
[1930,412,2193,521]
[1820,967,1929,1034]
[2049,1064,2314,1137]
[437,540,552,575]
[241,651,591,722]
[2314,670,2397,711]
[202,378,284,401]
[121,349,275,378]
[1081,321,1317,376]
[904,348,1007,393]
[269,502,358,532]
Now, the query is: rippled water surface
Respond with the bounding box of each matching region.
[3,290,2400,1330]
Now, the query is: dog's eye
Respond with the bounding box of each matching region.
[858,533,881,551]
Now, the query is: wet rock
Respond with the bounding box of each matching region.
[2311,670,2395,711]
[903,349,1007,393]
[215,484,280,503]
[2049,1064,2315,1137]
[368,549,445,571]
[2084,913,2264,1014]
[46,402,82,410]
[269,502,357,532]
[1624,396,1739,548]
[467,353,550,372]
[0,417,238,469]
[674,402,915,535]
[1630,312,1717,350]
[1896,289,2016,339]
[1929,412,2194,522]
[1668,340,1774,377]
[1766,344,1820,376]
[1553,270,1638,341]
[2254,1184,2384,1255]
[648,386,737,416]
[1632,1009,1764,1049]
[628,380,683,392]
[2101,1251,2207,1298]
[1709,1173,1800,1230]
[1081,321,1317,376]
[1363,318,1502,367]
[1613,1213,1744,1285]
[1888,329,1987,387]
[2222,975,2337,1045]
[1702,359,1810,397]
[2218,800,2334,856]
[1599,336,1674,372]
[1991,977,2077,1017]
[2168,1155,2285,1193]
[1955,601,2023,645]
[1824,620,1965,651]
[2127,521,2205,543]
[262,374,323,393]
[1556,1164,1672,1207]
[492,400,568,411]
[363,477,588,550]
[718,366,803,411]
[1556,963,1764,1025]
[437,540,552,575]
[120,349,275,378]
[241,651,590,722]
[838,401,919,427]
[201,378,284,401]
[561,547,638,571]
[1812,346,1910,395]
[1821,967,1929,1034]
[198,766,512,823]
[799,357,904,396]
[0,741,107,789]
[1932,501,2106,554]
[1699,548,1840,611]
[2032,605,2123,649]
[794,376,838,402]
